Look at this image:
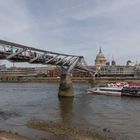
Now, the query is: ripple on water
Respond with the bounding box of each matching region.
[0,83,139,140]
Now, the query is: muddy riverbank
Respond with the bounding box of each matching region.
[0,130,31,140]
[27,120,114,140]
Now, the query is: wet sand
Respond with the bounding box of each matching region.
[27,120,115,140]
[0,130,31,140]
[0,121,115,140]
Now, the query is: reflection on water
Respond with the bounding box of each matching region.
[58,97,74,123]
[0,83,139,140]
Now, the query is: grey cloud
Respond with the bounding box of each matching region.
[0,0,140,67]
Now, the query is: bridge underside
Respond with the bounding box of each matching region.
[0,40,95,97]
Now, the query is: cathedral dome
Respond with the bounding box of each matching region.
[95,48,106,67]
[96,50,106,60]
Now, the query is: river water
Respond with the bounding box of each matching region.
[0,83,140,140]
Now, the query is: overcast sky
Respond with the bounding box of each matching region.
[0,0,140,67]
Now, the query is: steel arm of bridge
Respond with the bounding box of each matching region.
[57,57,78,74]
[7,48,27,59]
[75,56,96,78]
[67,57,80,73]
[93,68,100,78]
[45,55,60,64]
[57,57,80,75]
[62,56,76,66]
[30,55,40,63]
[61,57,80,74]
[55,56,68,65]
[76,66,95,77]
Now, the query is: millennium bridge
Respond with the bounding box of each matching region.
[0,40,95,97]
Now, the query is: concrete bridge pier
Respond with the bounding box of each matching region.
[58,73,74,97]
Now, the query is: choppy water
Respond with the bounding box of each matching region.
[0,83,140,140]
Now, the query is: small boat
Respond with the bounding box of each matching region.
[87,82,140,97]
[122,87,140,97]
[107,82,129,87]
[87,86,122,96]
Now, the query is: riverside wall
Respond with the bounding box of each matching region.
[0,76,140,83]
[0,76,92,83]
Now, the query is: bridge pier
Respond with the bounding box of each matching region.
[58,74,74,97]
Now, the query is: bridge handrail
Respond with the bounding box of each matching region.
[0,40,82,57]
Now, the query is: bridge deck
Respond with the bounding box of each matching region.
[0,40,95,74]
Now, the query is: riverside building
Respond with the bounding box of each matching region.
[95,48,140,78]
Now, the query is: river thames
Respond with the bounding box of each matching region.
[0,83,140,140]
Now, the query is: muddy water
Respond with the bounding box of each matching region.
[0,83,140,140]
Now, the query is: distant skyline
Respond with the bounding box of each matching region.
[0,0,140,67]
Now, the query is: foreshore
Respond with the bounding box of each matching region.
[0,130,31,140]
[27,120,114,140]
[0,120,115,140]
